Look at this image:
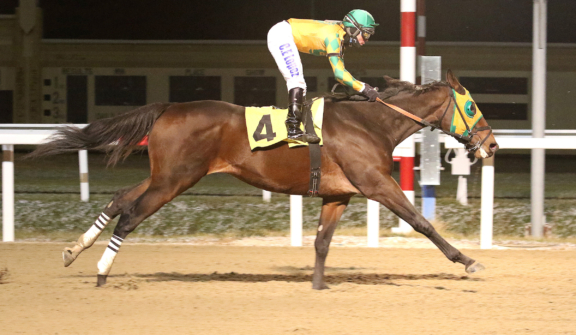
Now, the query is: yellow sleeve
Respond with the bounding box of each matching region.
[328,56,365,92]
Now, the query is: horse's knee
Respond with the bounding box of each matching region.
[314,236,330,258]
[412,219,435,237]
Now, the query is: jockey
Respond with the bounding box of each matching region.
[267,9,380,143]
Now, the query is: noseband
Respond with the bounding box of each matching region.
[431,89,492,152]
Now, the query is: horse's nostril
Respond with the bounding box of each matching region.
[490,143,499,152]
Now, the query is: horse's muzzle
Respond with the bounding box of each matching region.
[469,141,499,158]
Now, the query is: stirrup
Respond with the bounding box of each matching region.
[288,132,320,144]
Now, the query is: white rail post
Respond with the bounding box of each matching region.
[480,156,495,249]
[419,56,442,220]
[262,190,271,202]
[531,0,547,237]
[78,150,89,202]
[367,199,380,247]
[456,176,468,206]
[2,145,15,242]
[290,195,302,246]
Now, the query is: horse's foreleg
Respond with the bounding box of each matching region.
[312,197,350,290]
[362,175,484,274]
[62,179,151,267]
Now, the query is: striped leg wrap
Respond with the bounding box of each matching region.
[94,213,111,231]
[81,213,111,248]
[107,234,124,252]
[97,234,124,276]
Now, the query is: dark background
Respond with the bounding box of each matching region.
[1,0,575,43]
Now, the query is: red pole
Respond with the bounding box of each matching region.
[400,0,416,191]
[400,0,416,84]
[393,0,416,234]
[400,156,415,192]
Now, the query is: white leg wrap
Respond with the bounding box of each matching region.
[97,234,123,275]
[81,213,111,248]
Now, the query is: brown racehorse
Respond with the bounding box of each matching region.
[29,70,498,289]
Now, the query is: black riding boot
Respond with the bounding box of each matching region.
[286,88,320,143]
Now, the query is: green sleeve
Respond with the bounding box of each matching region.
[328,56,365,92]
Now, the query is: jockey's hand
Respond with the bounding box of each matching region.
[362,84,379,102]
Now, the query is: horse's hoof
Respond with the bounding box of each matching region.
[96,274,107,287]
[62,248,76,267]
[312,283,330,290]
[465,261,485,274]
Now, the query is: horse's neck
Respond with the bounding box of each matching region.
[385,89,447,146]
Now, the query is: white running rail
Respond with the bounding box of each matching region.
[3,125,575,246]
[1,125,88,242]
[445,134,576,249]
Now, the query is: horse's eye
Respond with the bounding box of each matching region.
[471,102,476,112]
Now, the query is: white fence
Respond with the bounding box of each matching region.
[1,125,89,242]
[3,125,575,248]
[0,124,415,244]
[445,130,576,249]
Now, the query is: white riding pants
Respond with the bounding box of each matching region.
[267,21,307,94]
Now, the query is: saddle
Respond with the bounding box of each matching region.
[245,99,324,196]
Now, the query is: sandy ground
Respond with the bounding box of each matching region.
[126,235,576,250]
[1,241,576,335]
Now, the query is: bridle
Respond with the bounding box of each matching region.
[376,87,492,153]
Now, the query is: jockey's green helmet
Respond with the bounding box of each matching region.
[343,9,378,41]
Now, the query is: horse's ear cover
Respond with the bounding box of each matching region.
[446,69,466,95]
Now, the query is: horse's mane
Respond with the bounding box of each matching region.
[320,76,450,103]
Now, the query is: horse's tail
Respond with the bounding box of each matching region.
[26,102,171,166]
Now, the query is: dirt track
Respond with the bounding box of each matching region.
[1,242,575,334]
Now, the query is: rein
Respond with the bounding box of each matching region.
[376,89,492,152]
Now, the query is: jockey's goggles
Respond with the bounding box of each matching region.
[361,28,374,40]
[344,14,375,40]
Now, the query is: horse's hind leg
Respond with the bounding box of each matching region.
[62,178,151,267]
[312,197,350,290]
[95,172,206,286]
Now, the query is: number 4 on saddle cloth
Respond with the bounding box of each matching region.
[245,98,325,150]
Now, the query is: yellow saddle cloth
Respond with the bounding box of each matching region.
[245,98,325,150]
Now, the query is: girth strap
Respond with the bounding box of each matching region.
[303,106,321,197]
